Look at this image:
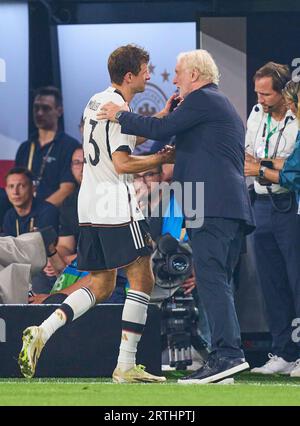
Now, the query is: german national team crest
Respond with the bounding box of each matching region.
[131,82,167,116]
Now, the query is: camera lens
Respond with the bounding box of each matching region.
[171,255,188,272]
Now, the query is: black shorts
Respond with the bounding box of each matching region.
[77,220,153,271]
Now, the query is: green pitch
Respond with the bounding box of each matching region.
[0,373,300,406]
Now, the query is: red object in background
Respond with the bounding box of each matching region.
[0,160,14,188]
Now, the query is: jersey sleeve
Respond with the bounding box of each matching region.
[107,121,136,155]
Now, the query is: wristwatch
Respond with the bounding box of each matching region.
[115,110,123,122]
[259,165,267,178]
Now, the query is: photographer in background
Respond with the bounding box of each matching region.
[245,64,300,376]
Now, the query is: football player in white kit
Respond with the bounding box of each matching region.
[19,45,174,383]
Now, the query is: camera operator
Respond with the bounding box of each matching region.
[245,69,300,376]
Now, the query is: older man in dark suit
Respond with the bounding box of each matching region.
[98,49,255,384]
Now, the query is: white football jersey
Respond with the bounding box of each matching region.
[78,86,144,225]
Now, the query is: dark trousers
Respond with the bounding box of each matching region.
[188,217,244,359]
[253,194,300,361]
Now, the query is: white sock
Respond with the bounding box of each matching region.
[40,287,96,343]
[117,290,150,372]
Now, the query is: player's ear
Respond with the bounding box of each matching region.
[124,71,133,84]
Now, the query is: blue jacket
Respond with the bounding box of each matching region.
[119,83,255,233]
[279,130,300,202]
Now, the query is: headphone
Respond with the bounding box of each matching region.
[264,68,290,112]
[272,67,290,91]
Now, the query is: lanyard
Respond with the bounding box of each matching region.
[27,140,55,183]
[15,217,34,236]
[264,114,278,158]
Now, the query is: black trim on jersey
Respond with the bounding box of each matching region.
[115,145,132,154]
[113,88,126,102]
[105,120,112,160]
[122,320,145,335]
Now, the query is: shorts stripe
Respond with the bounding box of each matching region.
[129,223,139,249]
[132,222,142,248]
[134,221,145,248]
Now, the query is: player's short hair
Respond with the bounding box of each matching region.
[108,44,150,85]
[177,49,220,85]
[5,167,34,184]
[253,62,291,93]
[33,86,63,107]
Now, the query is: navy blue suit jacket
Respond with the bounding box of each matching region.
[119,83,255,233]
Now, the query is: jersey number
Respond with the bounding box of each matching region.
[88,119,100,166]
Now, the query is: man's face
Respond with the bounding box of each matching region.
[5,174,34,209]
[131,62,150,94]
[173,59,193,98]
[33,95,62,130]
[254,77,284,114]
[71,149,84,184]
[134,167,161,192]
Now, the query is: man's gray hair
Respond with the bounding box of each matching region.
[177,49,220,85]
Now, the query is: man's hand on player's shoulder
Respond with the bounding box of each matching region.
[97,102,129,122]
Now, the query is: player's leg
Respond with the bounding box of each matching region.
[113,255,166,383]
[18,269,116,378]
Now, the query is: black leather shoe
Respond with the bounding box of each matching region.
[178,355,249,384]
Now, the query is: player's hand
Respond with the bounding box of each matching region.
[157,144,176,164]
[97,102,129,122]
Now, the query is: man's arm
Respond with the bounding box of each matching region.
[29,273,91,304]
[244,154,280,183]
[98,93,207,141]
[56,235,77,257]
[112,148,175,174]
[46,182,75,207]
[129,96,179,146]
